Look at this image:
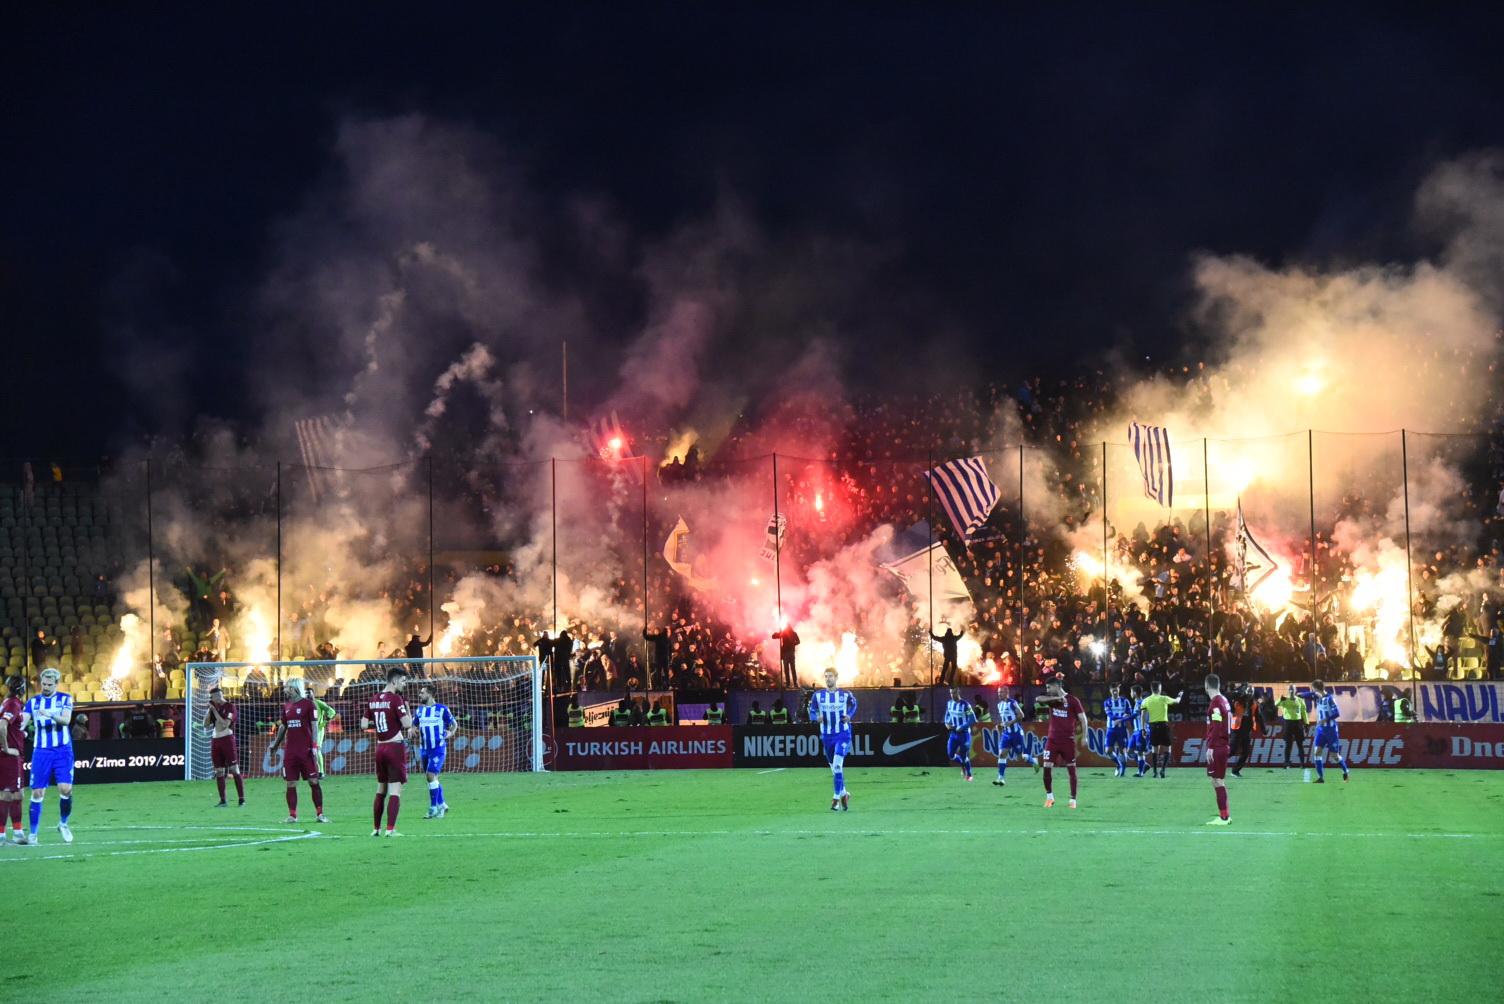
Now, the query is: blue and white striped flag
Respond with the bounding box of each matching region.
[924,457,1000,539]
[1128,422,1174,508]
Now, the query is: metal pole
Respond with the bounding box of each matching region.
[927,451,935,687]
[1308,429,1318,618]
[561,341,568,421]
[1203,437,1214,673]
[427,455,436,648]
[551,459,558,632]
[773,453,782,624]
[1017,444,1025,664]
[1103,441,1112,661]
[1401,430,1418,684]
[146,460,156,674]
[641,453,649,661]
[20,465,30,671]
[275,462,282,661]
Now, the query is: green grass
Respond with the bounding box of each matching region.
[8,766,1503,1002]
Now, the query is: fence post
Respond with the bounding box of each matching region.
[1102,441,1112,660]
[927,450,935,687]
[275,461,282,661]
[427,455,436,649]
[1307,430,1318,616]
[1203,437,1214,672]
[146,459,156,672]
[1401,429,1418,686]
[641,453,649,647]
[772,452,781,626]
[1017,444,1025,665]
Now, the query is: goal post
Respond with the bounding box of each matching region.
[183,656,543,781]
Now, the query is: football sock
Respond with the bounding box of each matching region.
[233,774,245,800]
[216,776,227,801]
[1067,766,1078,798]
[28,797,41,833]
[373,793,386,828]
[310,783,324,815]
[1043,766,1053,794]
[59,796,71,824]
[285,788,297,815]
[386,795,400,830]
[1315,758,1325,780]
[1216,786,1229,819]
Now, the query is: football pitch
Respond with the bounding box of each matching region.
[8,767,1502,1002]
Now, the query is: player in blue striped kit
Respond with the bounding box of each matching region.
[414,683,458,818]
[1127,684,1151,777]
[808,667,857,810]
[991,686,1038,786]
[1103,684,1135,778]
[944,687,977,781]
[21,668,75,844]
[1309,680,1350,783]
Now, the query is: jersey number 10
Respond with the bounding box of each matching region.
[374,711,390,733]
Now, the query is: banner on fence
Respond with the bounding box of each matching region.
[733,724,951,768]
[22,740,186,784]
[554,726,733,770]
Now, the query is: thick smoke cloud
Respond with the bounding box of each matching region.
[100,117,1504,685]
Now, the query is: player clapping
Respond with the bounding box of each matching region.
[1036,675,1087,809]
[204,685,245,807]
[267,678,329,825]
[413,682,456,819]
[361,668,415,837]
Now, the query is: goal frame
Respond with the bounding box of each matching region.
[183,656,544,780]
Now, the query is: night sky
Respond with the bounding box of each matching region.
[7,4,1504,457]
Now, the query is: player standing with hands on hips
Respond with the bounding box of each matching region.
[808,667,857,810]
[268,678,330,825]
[362,667,415,836]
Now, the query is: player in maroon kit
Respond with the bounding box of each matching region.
[1,681,27,844]
[204,684,245,807]
[267,678,329,824]
[1035,675,1088,809]
[361,667,415,837]
[1203,673,1232,826]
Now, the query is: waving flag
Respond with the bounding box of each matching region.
[1128,422,1174,507]
[924,457,1000,540]
[1235,500,1277,595]
[757,513,788,562]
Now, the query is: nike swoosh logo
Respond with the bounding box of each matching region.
[882,736,935,756]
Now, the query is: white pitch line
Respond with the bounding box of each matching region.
[0,830,322,863]
[756,768,787,775]
[315,826,1493,841]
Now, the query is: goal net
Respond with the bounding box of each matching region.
[184,656,542,781]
